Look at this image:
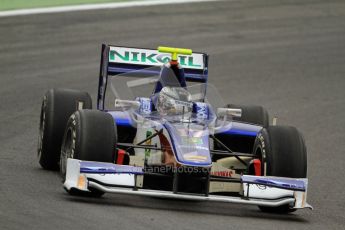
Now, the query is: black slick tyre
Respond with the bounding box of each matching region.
[213,104,269,154]
[60,109,117,197]
[253,126,307,213]
[226,104,269,127]
[37,89,92,170]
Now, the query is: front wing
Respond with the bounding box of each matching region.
[64,159,312,210]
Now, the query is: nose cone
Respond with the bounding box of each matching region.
[163,122,212,167]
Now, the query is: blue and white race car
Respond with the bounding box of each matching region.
[37,45,312,213]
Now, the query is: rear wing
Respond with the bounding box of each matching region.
[97,44,209,110]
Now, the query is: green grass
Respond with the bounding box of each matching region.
[0,0,144,11]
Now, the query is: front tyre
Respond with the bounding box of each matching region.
[60,110,117,197]
[253,126,307,213]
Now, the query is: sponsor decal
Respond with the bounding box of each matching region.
[175,100,193,108]
[109,46,204,70]
[211,163,236,178]
[182,137,203,145]
[195,102,208,119]
[210,171,234,178]
[183,153,207,162]
[180,145,209,151]
[138,97,152,114]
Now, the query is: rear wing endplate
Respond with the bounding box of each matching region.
[97,44,209,110]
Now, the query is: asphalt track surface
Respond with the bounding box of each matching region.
[1,0,345,229]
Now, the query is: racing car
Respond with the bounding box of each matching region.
[37,45,312,213]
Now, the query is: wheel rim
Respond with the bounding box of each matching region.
[60,128,73,181]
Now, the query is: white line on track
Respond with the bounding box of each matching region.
[0,0,222,18]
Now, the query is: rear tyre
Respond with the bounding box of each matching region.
[214,104,269,154]
[253,126,307,213]
[60,109,117,197]
[226,104,269,127]
[37,89,92,170]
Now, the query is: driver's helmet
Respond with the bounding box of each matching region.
[157,86,192,116]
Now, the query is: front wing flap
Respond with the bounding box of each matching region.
[64,159,312,210]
